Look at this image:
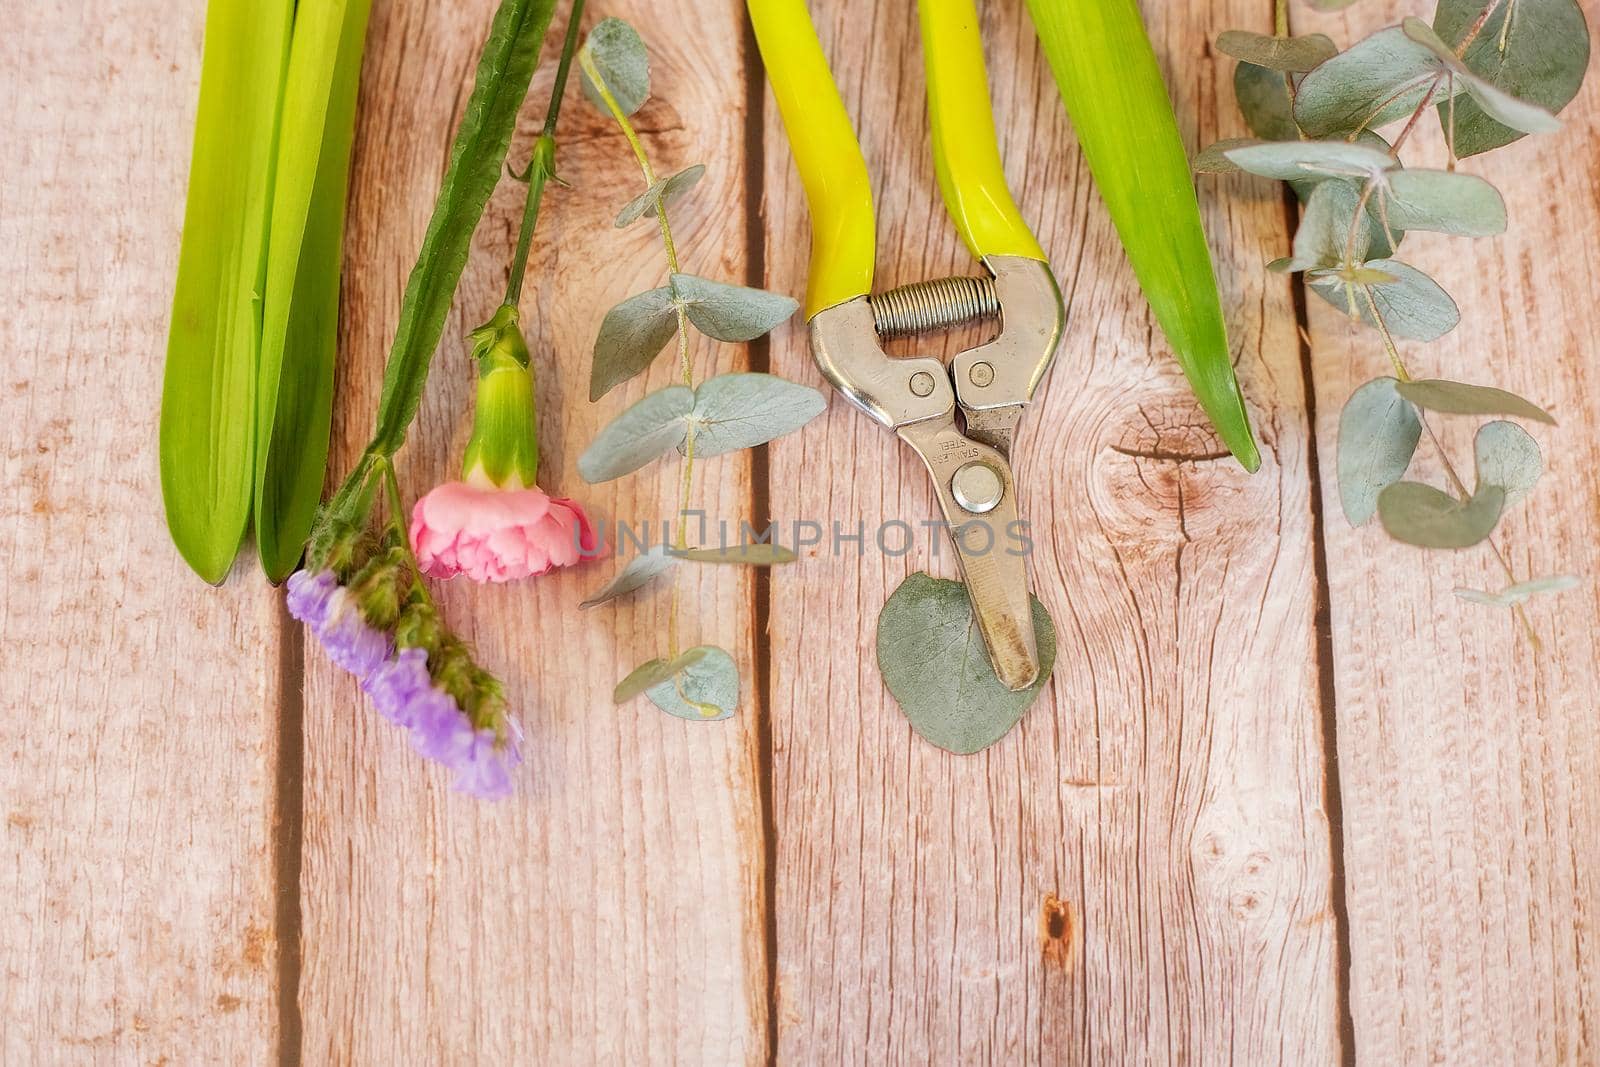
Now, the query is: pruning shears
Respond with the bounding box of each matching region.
[749,0,1064,691]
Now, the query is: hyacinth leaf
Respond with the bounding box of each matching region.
[589,286,676,400]
[672,274,799,343]
[580,17,649,117]
[1216,31,1337,73]
[670,544,798,565]
[1474,420,1544,505]
[1434,0,1590,156]
[1378,481,1506,549]
[578,385,694,482]
[1395,379,1555,424]
[1294,26,1445,137]
[1380,170,1506,237]
[876,573,1057,755]
[1309,259,1459,341]
[684,372,827,457]
[1024,0,1260,471]
[256,0,374,582]
[615,164,705,227]
[581,546,677,608]
[1401,19,1563,137]
[614,647,708,703]
[160,0,294,583]
[1456,575,1581,607]
[1337,377,1422,525]
[1225,139,1393,181]
[359,0,558,464]
[1235,62,1299,141]
[645,645,739,720]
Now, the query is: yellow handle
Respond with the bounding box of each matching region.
[747,0,875,316]
[918,0,1046,263]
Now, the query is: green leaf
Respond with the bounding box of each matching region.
[1455,574,1581,607]
[362,0,559,460]
[1308,259,1459,341]
[1225,139,1395,181]
[1434,0,1590,156]
[255,0,373,582]
[1338,377,1422,525]
[1235,62,1299,141]
[1394,379,1555,424]
[1378,481,1505,548]
[160,0,294,582]
[1194,137,1255,175]
[876,573,1057,754]
[1474,419,1543,504]
[581,545,677,608]
[615,164,705,227]
[1402,18,1563,138]
[1307,0,1365,9]
[589,286,677,400]
[578,385,694,482]
[684,373,827,457]
[670,544,798,565]
[580,17,649,117]
[614,647,707,703]
[1378,170,1506,237]
[1294,26,1443,137]
[672,274,799,342]
[645,645,738,720]
[1216,31,1337,72]
[1280,181,1369,272]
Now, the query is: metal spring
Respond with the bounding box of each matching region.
[869,275,999,339]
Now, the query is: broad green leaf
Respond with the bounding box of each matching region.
[1282,181,1370,272]
[589,286,677,400]
[581,545,677,608]
[876,573,1057,754]
[1337,377,1422,524]
[161,0,294,582]
[1194,137,1255,174]
[1216,31,1337,73]
[645,645,738,720]
[684,373,827,457]
[615,164,705,227]
[256,0,373,582]
[1225,139,1395,181]
[1455,574,1581,607]
[578,385,693,482]
[1235,62,1299,141]
[1378,481,1505,548]
[1025,0,1260,470]
[1294,26,1445,137]
[1402,19,1563,137]
[1379,169,1506,237]
[1394,379,1555,424]
[580,17,649,117]
[1474,419,1543,504]
[613,647,707,703]
[1434,0,1590,156]
[670,544,798,565]
[672,274,799,342]
[1309,258,1459,341]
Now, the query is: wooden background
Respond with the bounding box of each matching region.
[3,0,1596,1062]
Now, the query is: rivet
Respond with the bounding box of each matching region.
[951,461,1004,514]
[969,361,995,387]
[909,370,936,397]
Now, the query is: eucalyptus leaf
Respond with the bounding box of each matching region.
[876,573,1057,755]
[645,645,739,720]
[1379,169,1506,237]
[589,286,677,400]
[1216,31,1337,73]
[1308,258,1459,341]
[580,17,649,117]
[1378,481,1505,548]
[1235,61,1299,141]
[1225,139,1395,181]
[1455,574,1581,607]
[1394,379,1555,424]
[684,373,827,457]
[615,164,705,227]
[1307,0,1365,9]
[670,544,798,565]
[1434,0,1590,156]
[613,647,707,703]
[1293,26,1445,137]
[1474,419,1543,504]
[672,274,799,343]
[1282,180,1371,272]
[581,545,677,608]
[578,385,693,482]
[1194,137,1254,174]
[1401,18,1562,137]
[1338,377,1422,525]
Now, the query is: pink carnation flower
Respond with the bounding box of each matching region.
[410,480,600,583]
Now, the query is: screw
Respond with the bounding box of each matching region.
[951,461,1004,514]
[969,361,995,387]
[909,371,936,397]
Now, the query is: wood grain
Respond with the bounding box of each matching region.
[760,0,1340,1061]
[0,1,282,1061]
[1294,2,1600,1062]
[296,1,767,1061]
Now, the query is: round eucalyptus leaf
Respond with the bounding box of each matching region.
[1225,139,1394,181]
[1454,574,1581,607]
[1380,169,1506,237]
[1394,379,1555,424]
[1294,26,1442,136]
[581,17,650,117]
[578,385,693,483]
[685,373,827,458]
[1400,18,1561,136]
[672,274,799,343]
[1283,180,1379,272]
[1306,0,1365,9]
[1194,137,1256,175]
[1474,420,1543,504]
[646,645,738,720]
[670,543,797,565]
[582,546,677,609]
[1337,377,1422,525]
[613,647,707,704]
[615,164,706,228]
[876,573,1057,755]
[1378,481,1505,549]
[590,286,677,400]
[1235,61,1299,141]
[1216,30,1338,72]
[1309,258,1459,341]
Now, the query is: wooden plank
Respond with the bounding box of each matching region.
[0,2,283,1062]
[1295,3,1600,1062]
[296,2,766,1061]
[761,0,1340,1060]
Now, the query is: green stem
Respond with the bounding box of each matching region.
[379,457,439,611]
[1274,0,1288,37]
[1455,0,1506,56]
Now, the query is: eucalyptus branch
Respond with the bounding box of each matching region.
[1454,0,1507,56]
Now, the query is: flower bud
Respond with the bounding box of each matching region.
[461,303,539,490]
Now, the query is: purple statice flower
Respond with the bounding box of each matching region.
[362,648,433,725]
[286,569,338,628]
[317,590,392,679]
[452,728,521,800]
